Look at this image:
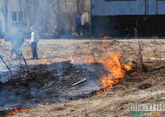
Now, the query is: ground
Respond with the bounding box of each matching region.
[0,38,165,117]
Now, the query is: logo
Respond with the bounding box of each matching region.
[131,103,165,117]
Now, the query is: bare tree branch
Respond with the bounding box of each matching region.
[0,56,13,79]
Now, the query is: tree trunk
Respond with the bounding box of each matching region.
[2,0,8,32]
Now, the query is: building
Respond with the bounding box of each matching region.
[0,0,21,36]
[91,0,165,36]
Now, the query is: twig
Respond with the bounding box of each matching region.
[20,52,32,79]
[72,78,86,86]
[149,40,165,64]
[0,56,13,79]
[137,39,143,73]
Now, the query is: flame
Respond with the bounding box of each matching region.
[7,106,31,116]
[82,55,95,65]
[29,56,52,65]
[28,39,131,93]
[97,52,127,91]
[80,40,132,93]
[80,51,132,92]
[42,56,52,65]
[123,64,132,71]
[68,56,74,62]
[103,36,110,40]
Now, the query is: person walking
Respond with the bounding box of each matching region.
[30,26,39,60]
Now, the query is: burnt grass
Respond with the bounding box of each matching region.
[0,61,106,110]
[0,60,165,116]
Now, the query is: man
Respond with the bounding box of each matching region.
[76,11,82,36]
[30,26,39,60]
[81,11,89,35]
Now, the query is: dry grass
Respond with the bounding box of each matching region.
[0,39,165,117]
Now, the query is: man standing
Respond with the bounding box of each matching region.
[81,11,89,35]
[30,26,39,60]
[76,11,82,36]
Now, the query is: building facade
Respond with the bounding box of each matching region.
[92,0,165,16]
[0,0,21,36]
[91,0,165,36]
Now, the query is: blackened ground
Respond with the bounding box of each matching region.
[0,61,105,111]
[0,60,164,117]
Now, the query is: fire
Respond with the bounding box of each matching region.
[82,55,95,65]
[80,39,132,93]
[103,36,110,39]
[42,56,52,65]
[7,106,31,116]
[123,64,132,71]
[81,51,132,92]
[97,52,128,91]
[29,56,52,65]
[68,56,74,62]
[28,40,131,93]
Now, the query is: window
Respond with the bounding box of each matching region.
[12,12,17,22]
[11,12,21,23]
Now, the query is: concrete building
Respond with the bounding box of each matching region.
[0,0,21,36]
[91,0,165,36]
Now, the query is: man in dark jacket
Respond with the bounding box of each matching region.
[76,11,82,36]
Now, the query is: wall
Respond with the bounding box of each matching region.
[8,0,20,28]
[92,0,165,16]
[92,0,145,16]
[157,1,165,14]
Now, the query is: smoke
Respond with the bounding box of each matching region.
[0,0,90,82]
[19,0,89,36]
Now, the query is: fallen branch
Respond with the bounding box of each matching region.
[72,78,86,86]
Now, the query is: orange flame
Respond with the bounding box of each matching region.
[80,38,132,93]
[7,107,31,116]
[82,55,95,65]
[123,64,132,71]
[81,51,132,92]
[42,56,52,65]
[103,36,110,40]
[29,56,52,65]
[28,39,131,93]
[97,52,126,91]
